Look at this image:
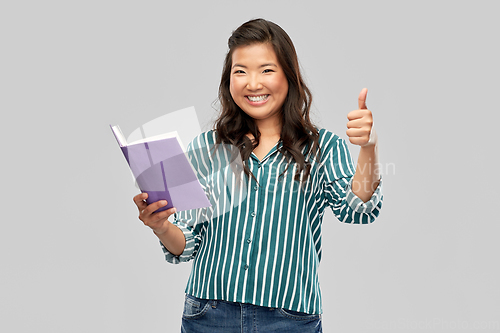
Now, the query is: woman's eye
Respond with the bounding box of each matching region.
[234,70,245,74]
[263,69,274,73]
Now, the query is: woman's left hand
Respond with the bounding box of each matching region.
[346,88,377,147]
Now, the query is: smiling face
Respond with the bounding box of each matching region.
[229,43,289,130]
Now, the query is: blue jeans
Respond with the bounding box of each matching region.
[181,294,322,333]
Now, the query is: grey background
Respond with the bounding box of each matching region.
[1,0,499,332]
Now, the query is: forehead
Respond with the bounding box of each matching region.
[231,43,279,66]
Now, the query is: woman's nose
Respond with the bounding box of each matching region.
[246,75,263,90]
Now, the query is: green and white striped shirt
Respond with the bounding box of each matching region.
[161,128,383,315]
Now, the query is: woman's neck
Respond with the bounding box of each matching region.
[252,117,281,140]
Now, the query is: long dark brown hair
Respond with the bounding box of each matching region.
[214,18,320,183]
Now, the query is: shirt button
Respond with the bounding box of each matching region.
[244,264,249,270]
[251,212,256,217]
[246,239,251,244]
[253,185,258,191]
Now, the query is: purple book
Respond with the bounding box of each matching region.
[110,125,211,213]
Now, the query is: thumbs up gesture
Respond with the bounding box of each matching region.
[346,88,377,147]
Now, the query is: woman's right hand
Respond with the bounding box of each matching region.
[133,193,177,235]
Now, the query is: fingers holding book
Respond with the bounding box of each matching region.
[133,193,177,235]
[133,193,149,211]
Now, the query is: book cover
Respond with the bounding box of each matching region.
[110,125,211,213]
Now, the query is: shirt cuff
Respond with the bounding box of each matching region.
[345,177,383,214]
[160,223,196,264]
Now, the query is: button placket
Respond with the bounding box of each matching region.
[243,158,264,275]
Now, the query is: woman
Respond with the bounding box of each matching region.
[133,18,382,333]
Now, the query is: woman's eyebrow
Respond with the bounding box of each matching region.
[260,63,278,68]
[232,63,278,69]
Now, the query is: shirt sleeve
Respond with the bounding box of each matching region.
[160,208,206,264]
[159,133,212,264]
[321,135,383,224]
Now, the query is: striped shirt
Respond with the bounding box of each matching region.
[160,128,383,315]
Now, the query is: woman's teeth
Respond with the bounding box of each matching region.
[247,95,269,102]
